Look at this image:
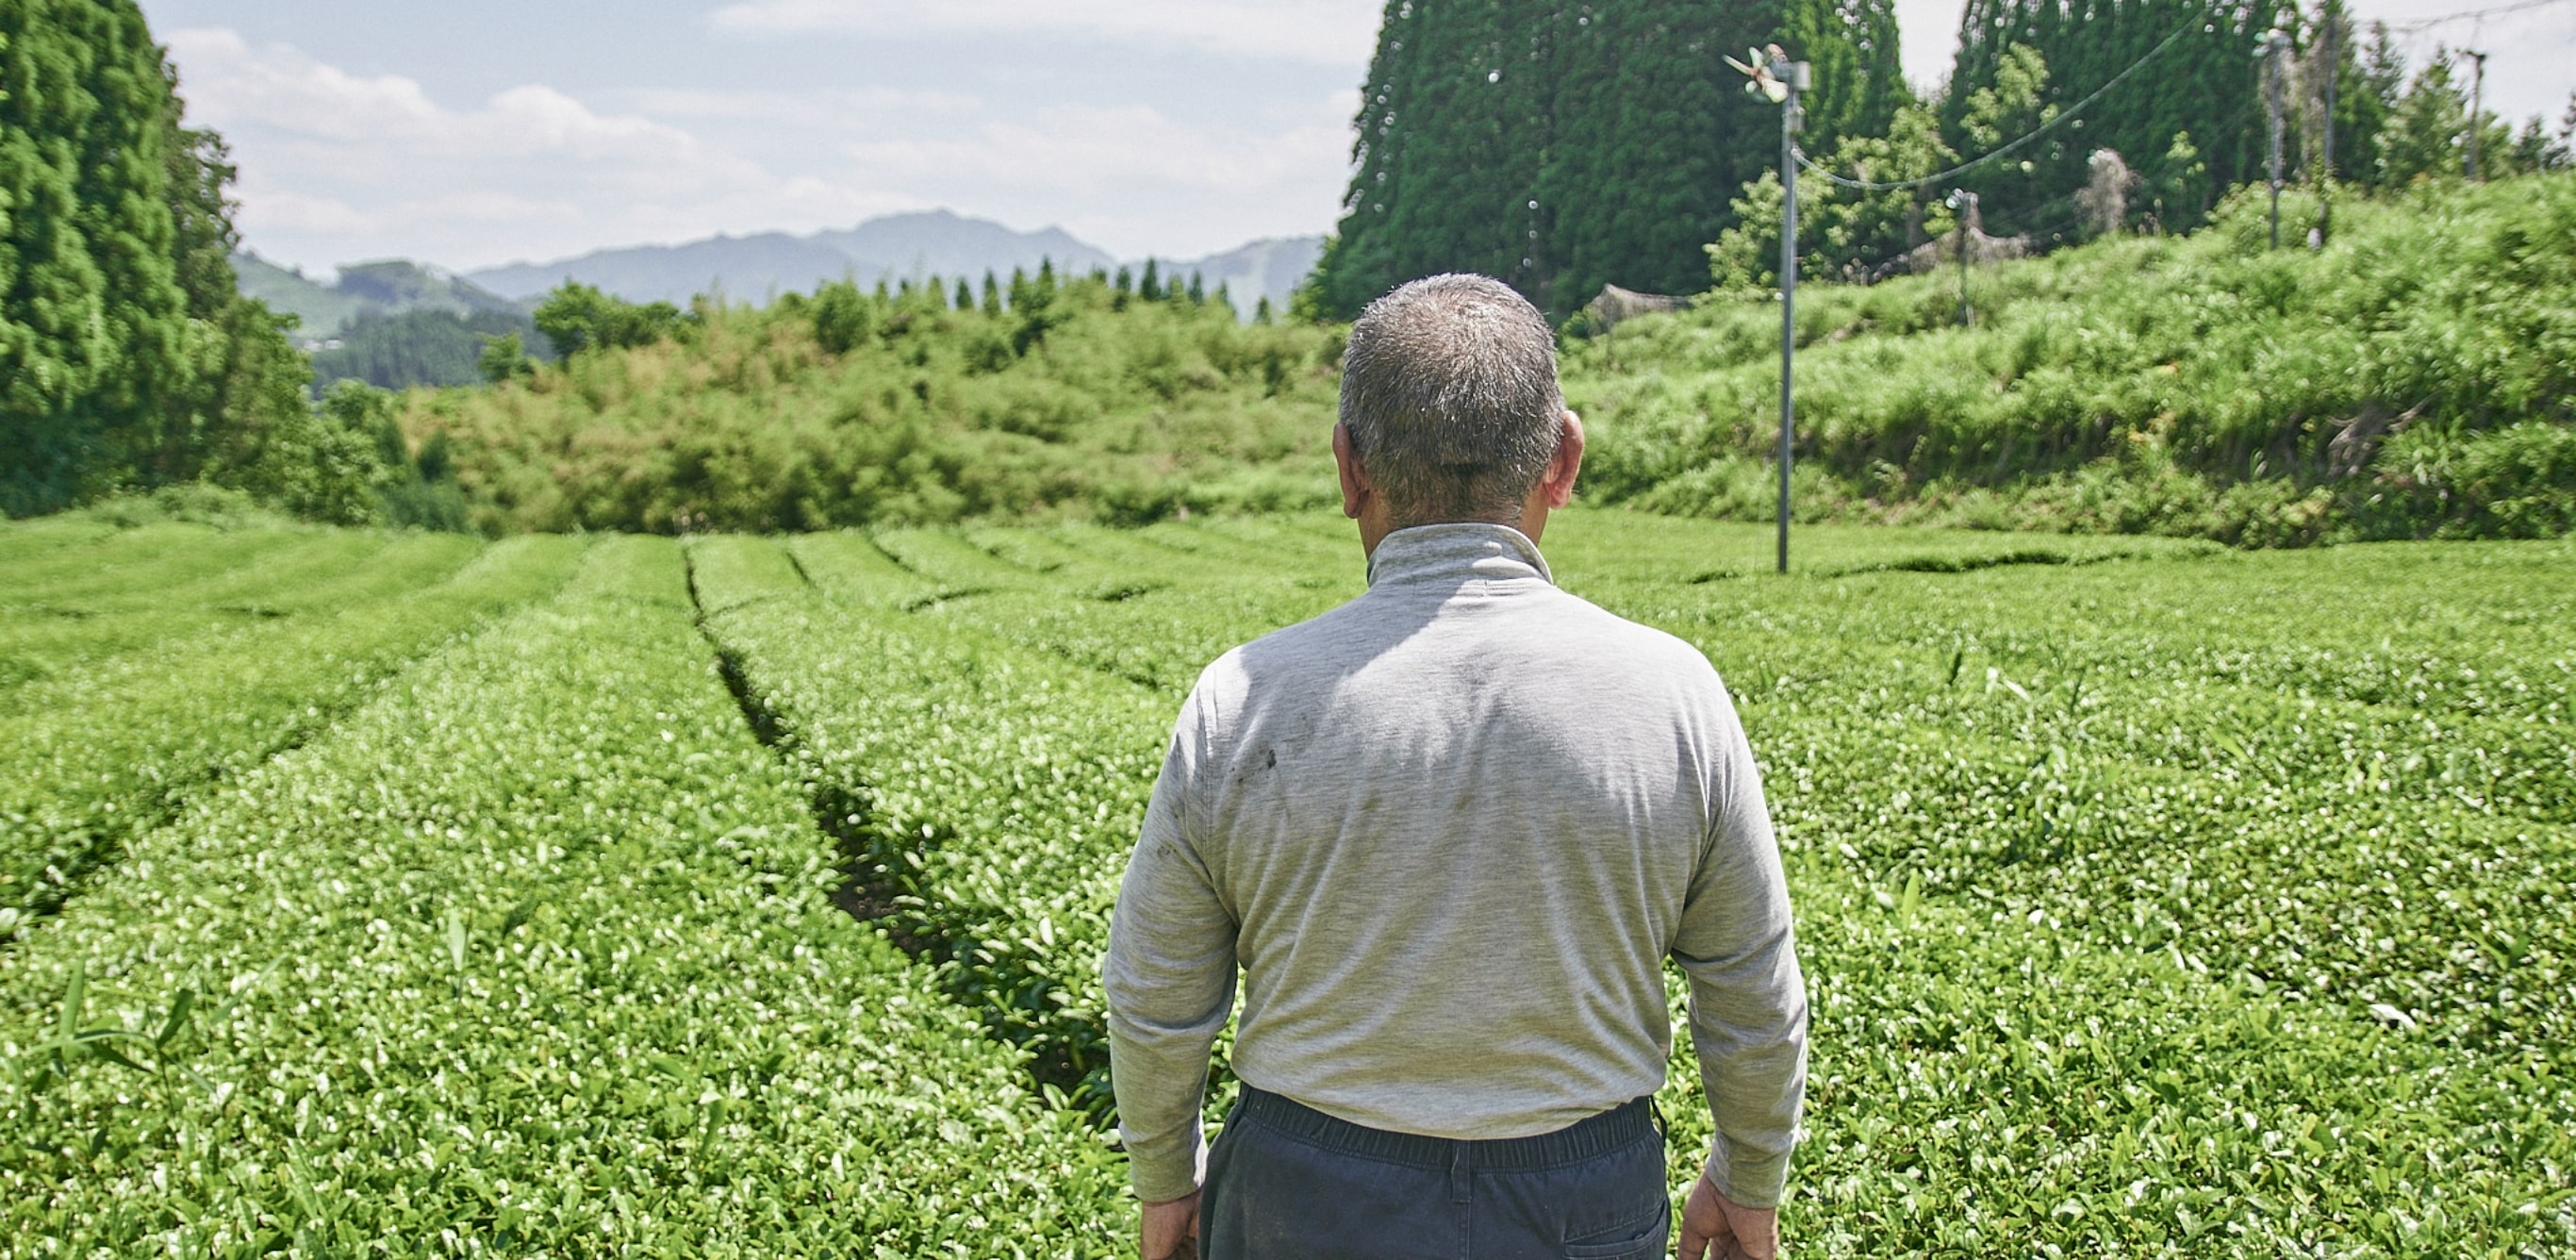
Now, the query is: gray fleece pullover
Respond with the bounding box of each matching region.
[1103,522,1808,1207]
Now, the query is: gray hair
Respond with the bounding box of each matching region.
[1340,274,1564,527]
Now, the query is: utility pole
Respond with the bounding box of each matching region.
[2465,49,2488,180]
[2264,28,2290,249]
[1773,50,1808,575]
[1946,189,1978,326]
[1727,43,1809,573]
[2319,1,2337,245]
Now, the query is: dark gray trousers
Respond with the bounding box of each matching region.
[1198,1086,1670,1260]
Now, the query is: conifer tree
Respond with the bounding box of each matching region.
[1,0,308,515]
[1138,259,1163,301]
[1316,0,1905,320]
[2337,23,2408,186]
[1942,0,2280,239]
[2373,50,2469,185]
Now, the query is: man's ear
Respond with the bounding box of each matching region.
[1333,422,1370,521]
[1540,410,1585,509]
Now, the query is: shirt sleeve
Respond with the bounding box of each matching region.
[1669,687,1808,1209]
[1103,693,1239,1203]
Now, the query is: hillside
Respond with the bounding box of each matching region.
[1570,173,2576,545]
[230,253,524,343]
[392,174,2574,544]
[229,254,548,393]
[403,274,1343,534]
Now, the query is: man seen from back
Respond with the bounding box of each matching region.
[1104,273,1808,1260]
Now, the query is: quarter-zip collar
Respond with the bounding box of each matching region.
[1363,522,1556,589]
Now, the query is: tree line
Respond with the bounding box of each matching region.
[1308,0,2576,319]
[0,0,458,525]
[398,263,1340,534]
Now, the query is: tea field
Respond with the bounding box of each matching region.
[2,509,2569,1256]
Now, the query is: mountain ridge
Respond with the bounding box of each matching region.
[457,209,1319,315]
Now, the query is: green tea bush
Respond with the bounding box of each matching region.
[725,510,2574,1252]
[5,509,2568,1253]
[0,538,1126,1254]
[0,536,578,931]
[0,528,480,700]
[690,534,1171,1107]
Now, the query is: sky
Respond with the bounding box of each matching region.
[140,0,2576,276]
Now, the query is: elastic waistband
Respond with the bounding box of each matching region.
[1231,1086,1657,1172]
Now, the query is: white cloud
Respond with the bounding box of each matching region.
[831,91,1354,257]
[165,28,922,270]
[845,103,1345,193]
[159,25,1359,272]
[707,0,1380,66]
[619,86,984,127]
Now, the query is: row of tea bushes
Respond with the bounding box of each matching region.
[0,537,1127,1255]
[0,536,579,931]
[0,527,479,693]
[816,516,2576,1252]
[689,534,1170,1110]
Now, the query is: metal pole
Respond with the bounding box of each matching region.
[1775,59,1806,575]
[2265,30,2287,250]
[2320,4,2337,244]
[1949,191,1975,326]
[2465,50,2487,180]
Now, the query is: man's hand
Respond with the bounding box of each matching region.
[1678,1172,1777,1260]
[1140,1191,1200,1260]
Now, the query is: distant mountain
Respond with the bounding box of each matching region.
[463,232,856,307]
[232,252,524,346]
[1140,237,1325,319]
[238,211,1329,373]
[464,209,1121,306]
[811,212,1115,289]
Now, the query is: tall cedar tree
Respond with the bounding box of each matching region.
[1318,0,1904,321]
[1942,0,2281,240]
[0,0,305,514]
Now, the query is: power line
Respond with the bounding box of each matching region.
[1792,20,2198,192]
[2388,0,2571,33]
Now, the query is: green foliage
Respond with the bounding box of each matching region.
[1952,43,2061,224]
[809,277,874,356]
[0,532,573,933]
[1942,0,2281,240]
[0,0,315,519]
[314,382,471,531]
[530,281,693,357]
[401,272,1346,533]
[2375,50,2472,186]
[310,307,546,392]
[1708,170,1791,292]
[1585,171,2576,543]
[475,329,535,384]
[1,512,2571,1251]
[1318,0,1907,320]
[686,508,2573,1252]
[0,0,190,511]
[0,539,1127,1252]
[196,376,397,527]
